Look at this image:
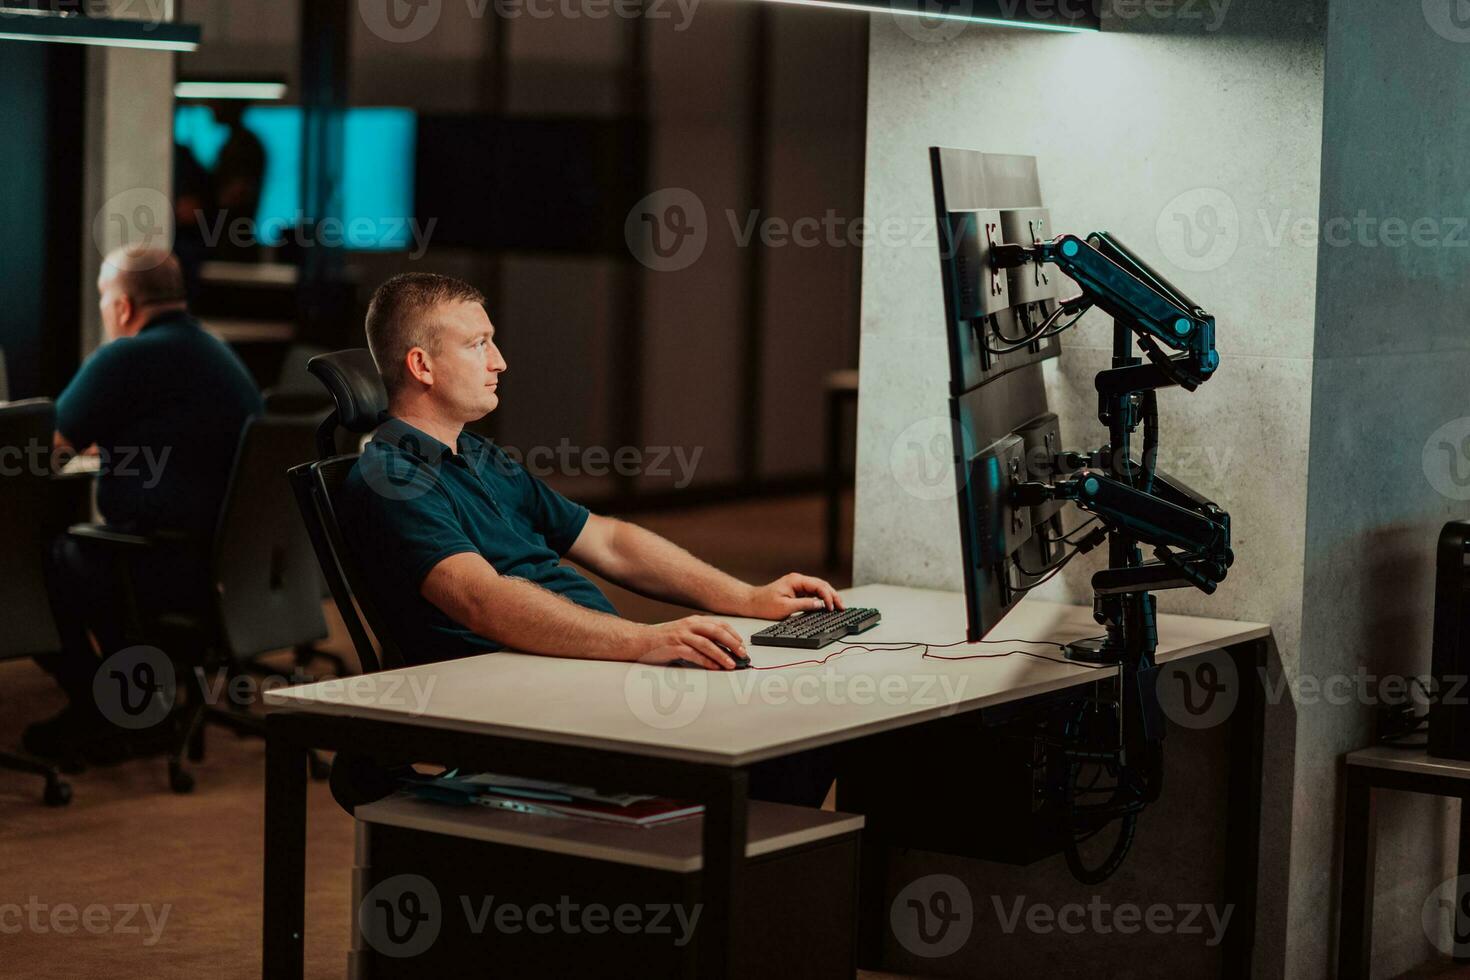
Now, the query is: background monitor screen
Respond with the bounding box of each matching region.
[174,104,417,251]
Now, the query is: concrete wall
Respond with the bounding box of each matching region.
[855,1,1327,974]
[1293,2,1470,975]
[82,0,178,353]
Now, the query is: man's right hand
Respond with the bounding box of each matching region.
[629,616,747,670]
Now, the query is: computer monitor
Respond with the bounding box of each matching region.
[929,148,1074,642]
[174,104,418,251]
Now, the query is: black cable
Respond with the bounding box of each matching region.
[1060,516,1101,542]
[981,298,1088,356]
[1010,544,1085,593]
[1013,539,1082,578]
[1038,299,1092,339]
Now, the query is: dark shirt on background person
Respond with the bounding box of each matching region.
[55,309,263,538]
[25,246,264,764]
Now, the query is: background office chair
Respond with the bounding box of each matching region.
[0,399,72,805]
[288,349,405,674]
[69,413,333,792]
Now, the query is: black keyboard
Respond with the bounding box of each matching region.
[750,607,881,649]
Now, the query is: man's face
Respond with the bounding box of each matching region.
[421,301,507,422]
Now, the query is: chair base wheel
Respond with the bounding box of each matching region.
[169,764,195,794]
[43,779,72,807]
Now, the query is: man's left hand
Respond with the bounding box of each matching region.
[744,572,845,620]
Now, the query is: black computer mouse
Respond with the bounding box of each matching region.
[668,643,750,670]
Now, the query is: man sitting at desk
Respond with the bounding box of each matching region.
[340,273,842,805]
[25,247,263,762]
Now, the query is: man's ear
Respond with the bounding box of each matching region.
[115,296,133,330]
[404,347,433,387]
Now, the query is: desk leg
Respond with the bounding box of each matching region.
[700,768,748,980]
[1222,639,1266,979]
[1457,794,1470,965]
[1338,765,1376,980]
[262,717,308,980]
[854,816,886,969]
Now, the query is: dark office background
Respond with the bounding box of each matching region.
[0,42,84,400]
[166,0,869,509]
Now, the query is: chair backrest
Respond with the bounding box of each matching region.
[212,414,329,660]
[288,457,403,673]
[288,348,402,673]
[0,399,62,657]
[306,348,387,458]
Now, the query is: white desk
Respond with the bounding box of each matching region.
[264,583,1267,766]
[260,584,1271,979]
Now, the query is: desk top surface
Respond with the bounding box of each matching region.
[264,584,1270,767]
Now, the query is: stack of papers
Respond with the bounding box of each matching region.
[400,770,705,827]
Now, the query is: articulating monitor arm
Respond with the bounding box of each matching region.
[1013,466,1233,595]
[993,232,1219,390]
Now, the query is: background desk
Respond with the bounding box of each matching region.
[262,583,1271,978]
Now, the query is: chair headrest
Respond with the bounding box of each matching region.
[306,349,387,434]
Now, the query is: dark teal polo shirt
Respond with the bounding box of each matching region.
[340,418,617,664]
[54,310,263,537]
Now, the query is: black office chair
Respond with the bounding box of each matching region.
[288,349,405,674]
[68,413,335,792]
[0,399,73,805]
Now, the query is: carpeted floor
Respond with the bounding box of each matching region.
[0,492,859,979]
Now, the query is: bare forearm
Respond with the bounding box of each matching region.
[461,576,638,659]
[600,521,753,615]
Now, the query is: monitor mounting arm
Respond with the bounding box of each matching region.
[993,230,1229,750]
[992,232,1219,392]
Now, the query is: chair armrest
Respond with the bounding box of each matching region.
[66,524,194,547]
[67,523,155,548]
